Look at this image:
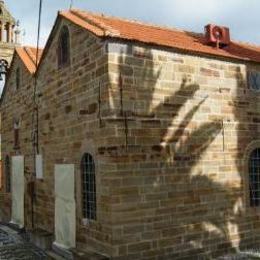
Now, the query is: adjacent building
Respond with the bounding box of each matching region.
[1,8,260,259]
[0,0,19,197]
[0,46,42,223]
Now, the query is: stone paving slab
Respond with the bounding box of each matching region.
[0,229,16,246]
[0,243,48,260]
[0,224,48,260]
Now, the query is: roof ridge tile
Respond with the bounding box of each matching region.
[59,10,105,36]
[74,9,184,33]
[70,9,120,36]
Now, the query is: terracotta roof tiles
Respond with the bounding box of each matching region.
[59,9,260,63]
[15,46,43,74]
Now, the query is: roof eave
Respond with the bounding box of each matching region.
[35,11,108,77]
[106,36,256,65]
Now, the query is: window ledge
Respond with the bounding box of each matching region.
[81,218,97,227]
[82,218,90,226]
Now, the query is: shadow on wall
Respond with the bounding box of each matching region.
[111,42,258,257]
[233,66,260,250]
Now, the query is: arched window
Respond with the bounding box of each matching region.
[5,155,11,193]
[81,153,96,220]
[58,25,70,67]
[249,148,260,207]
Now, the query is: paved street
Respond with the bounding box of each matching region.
[0,224,48,260]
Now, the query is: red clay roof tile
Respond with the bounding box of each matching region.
[60,9,260,63]
[15,46,43,74]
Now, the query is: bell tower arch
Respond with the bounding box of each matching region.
[0,0,19,65]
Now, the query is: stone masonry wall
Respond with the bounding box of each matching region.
[2,20,260,259]
[35,20,113,255]
[1,54,35,225]
[102,41,260,259]
[1,20,114,255]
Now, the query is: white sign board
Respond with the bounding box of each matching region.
[11,156,24,227]
[54,164,76,249]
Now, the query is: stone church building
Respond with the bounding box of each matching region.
[1,8,260,259]
[0,0,20,190]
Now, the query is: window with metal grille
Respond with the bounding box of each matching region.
[249,148,260,207]
[5,155,11,193]
[58,25,70,68]
[81,153,96,220]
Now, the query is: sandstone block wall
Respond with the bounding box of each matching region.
[35,21,113,255]
[2,21,260,259]
[1,54,34,226]
[102,42,260,259]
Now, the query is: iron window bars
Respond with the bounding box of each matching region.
[249,148,260,207]
[58,26,70,68]
[81,153,96,220]
[5,155,11,193]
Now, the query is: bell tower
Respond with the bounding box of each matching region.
[0,0,19,65]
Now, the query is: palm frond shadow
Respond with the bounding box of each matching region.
[116,46,247,255]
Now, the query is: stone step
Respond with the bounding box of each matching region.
[50,245,109,260]
[46,250,67,260]
[71,249,109,260]
[29,228,53,250]
[52,243,74,260]
[46,249,108,260]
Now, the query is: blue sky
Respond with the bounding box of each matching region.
[5,0,260,47]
